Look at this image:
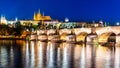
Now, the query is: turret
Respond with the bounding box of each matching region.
[0,15,7,25]
[33,12,37,20]
[37,9,42,20]
[33,9,52,21]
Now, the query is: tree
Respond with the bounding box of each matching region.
[14,21,24,36]
[0,25,11,36]
[32,25,39,30]
[46,24,53,29]
[38,22,42,29]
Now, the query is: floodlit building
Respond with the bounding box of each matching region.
[0,15,7,25]
[33,9,52,21]
[20,9,53,25]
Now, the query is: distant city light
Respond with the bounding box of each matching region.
[15,17,18,22]
[65,18,69,22]
[116,22,120,26]
[99,20,103,24]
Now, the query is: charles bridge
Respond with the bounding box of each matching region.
[44,26,120,45]
[23,26,120,46]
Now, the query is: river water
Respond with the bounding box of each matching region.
[0,40,120,68]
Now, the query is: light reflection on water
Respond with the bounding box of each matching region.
[0,40,120,68]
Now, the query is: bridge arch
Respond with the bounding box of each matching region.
[76,32,88,42]
[59,29,72,41]
[21,31,30,38]
[60,33,70,41]
[98,32,116,43]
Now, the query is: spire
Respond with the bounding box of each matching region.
[37,9,41,20]
[38,9,40,13]
[15,17,18,22]
[33,12,37,20]
[34,11,36,15]
[0,15,7,25]
[43,12,44,16]
[38,9,41,15]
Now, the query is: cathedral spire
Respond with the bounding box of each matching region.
[37,9,41,20]
[43,12,44,16]
[33,9,52,21]
[33,12,37,20]
[38,9,41,15]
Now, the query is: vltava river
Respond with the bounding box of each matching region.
[0,40,120,68]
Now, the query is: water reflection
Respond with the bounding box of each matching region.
[0,40,120,68]
[62,43,75,68]
[47,42,59,68]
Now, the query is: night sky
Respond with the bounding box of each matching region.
[0,0,120,25]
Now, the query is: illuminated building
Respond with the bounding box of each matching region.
[33,9,52,21]
[65,18,69,22]
[0,15,7,25]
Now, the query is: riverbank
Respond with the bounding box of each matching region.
[0,38,26,40]
[0,36,26,40]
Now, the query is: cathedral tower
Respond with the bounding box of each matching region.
[33,9,52,21]
[33,12,37,20]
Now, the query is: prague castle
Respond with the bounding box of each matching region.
[33,9,52,21]
[0,9,57,26]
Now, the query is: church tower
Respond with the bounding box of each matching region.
[33,9,52,21]
[33,12,37,20]
[0,15,7,25]
[37,9,42,20]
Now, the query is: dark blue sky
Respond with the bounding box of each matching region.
[0,0,120,24]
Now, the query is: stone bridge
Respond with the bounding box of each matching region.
[47,26,120,44]
[35,26,120,45]
[59,26,120,35]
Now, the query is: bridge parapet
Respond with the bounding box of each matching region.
[96,26,120,35]
[47,29,56,35]
[36,26,120,37]
[74,28,91,35]
[59,29,71,35]
[59,28,91,35]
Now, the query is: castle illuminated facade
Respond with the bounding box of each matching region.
[0,15,7,25]
[0,9,55,26]
[33,9,52,21]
